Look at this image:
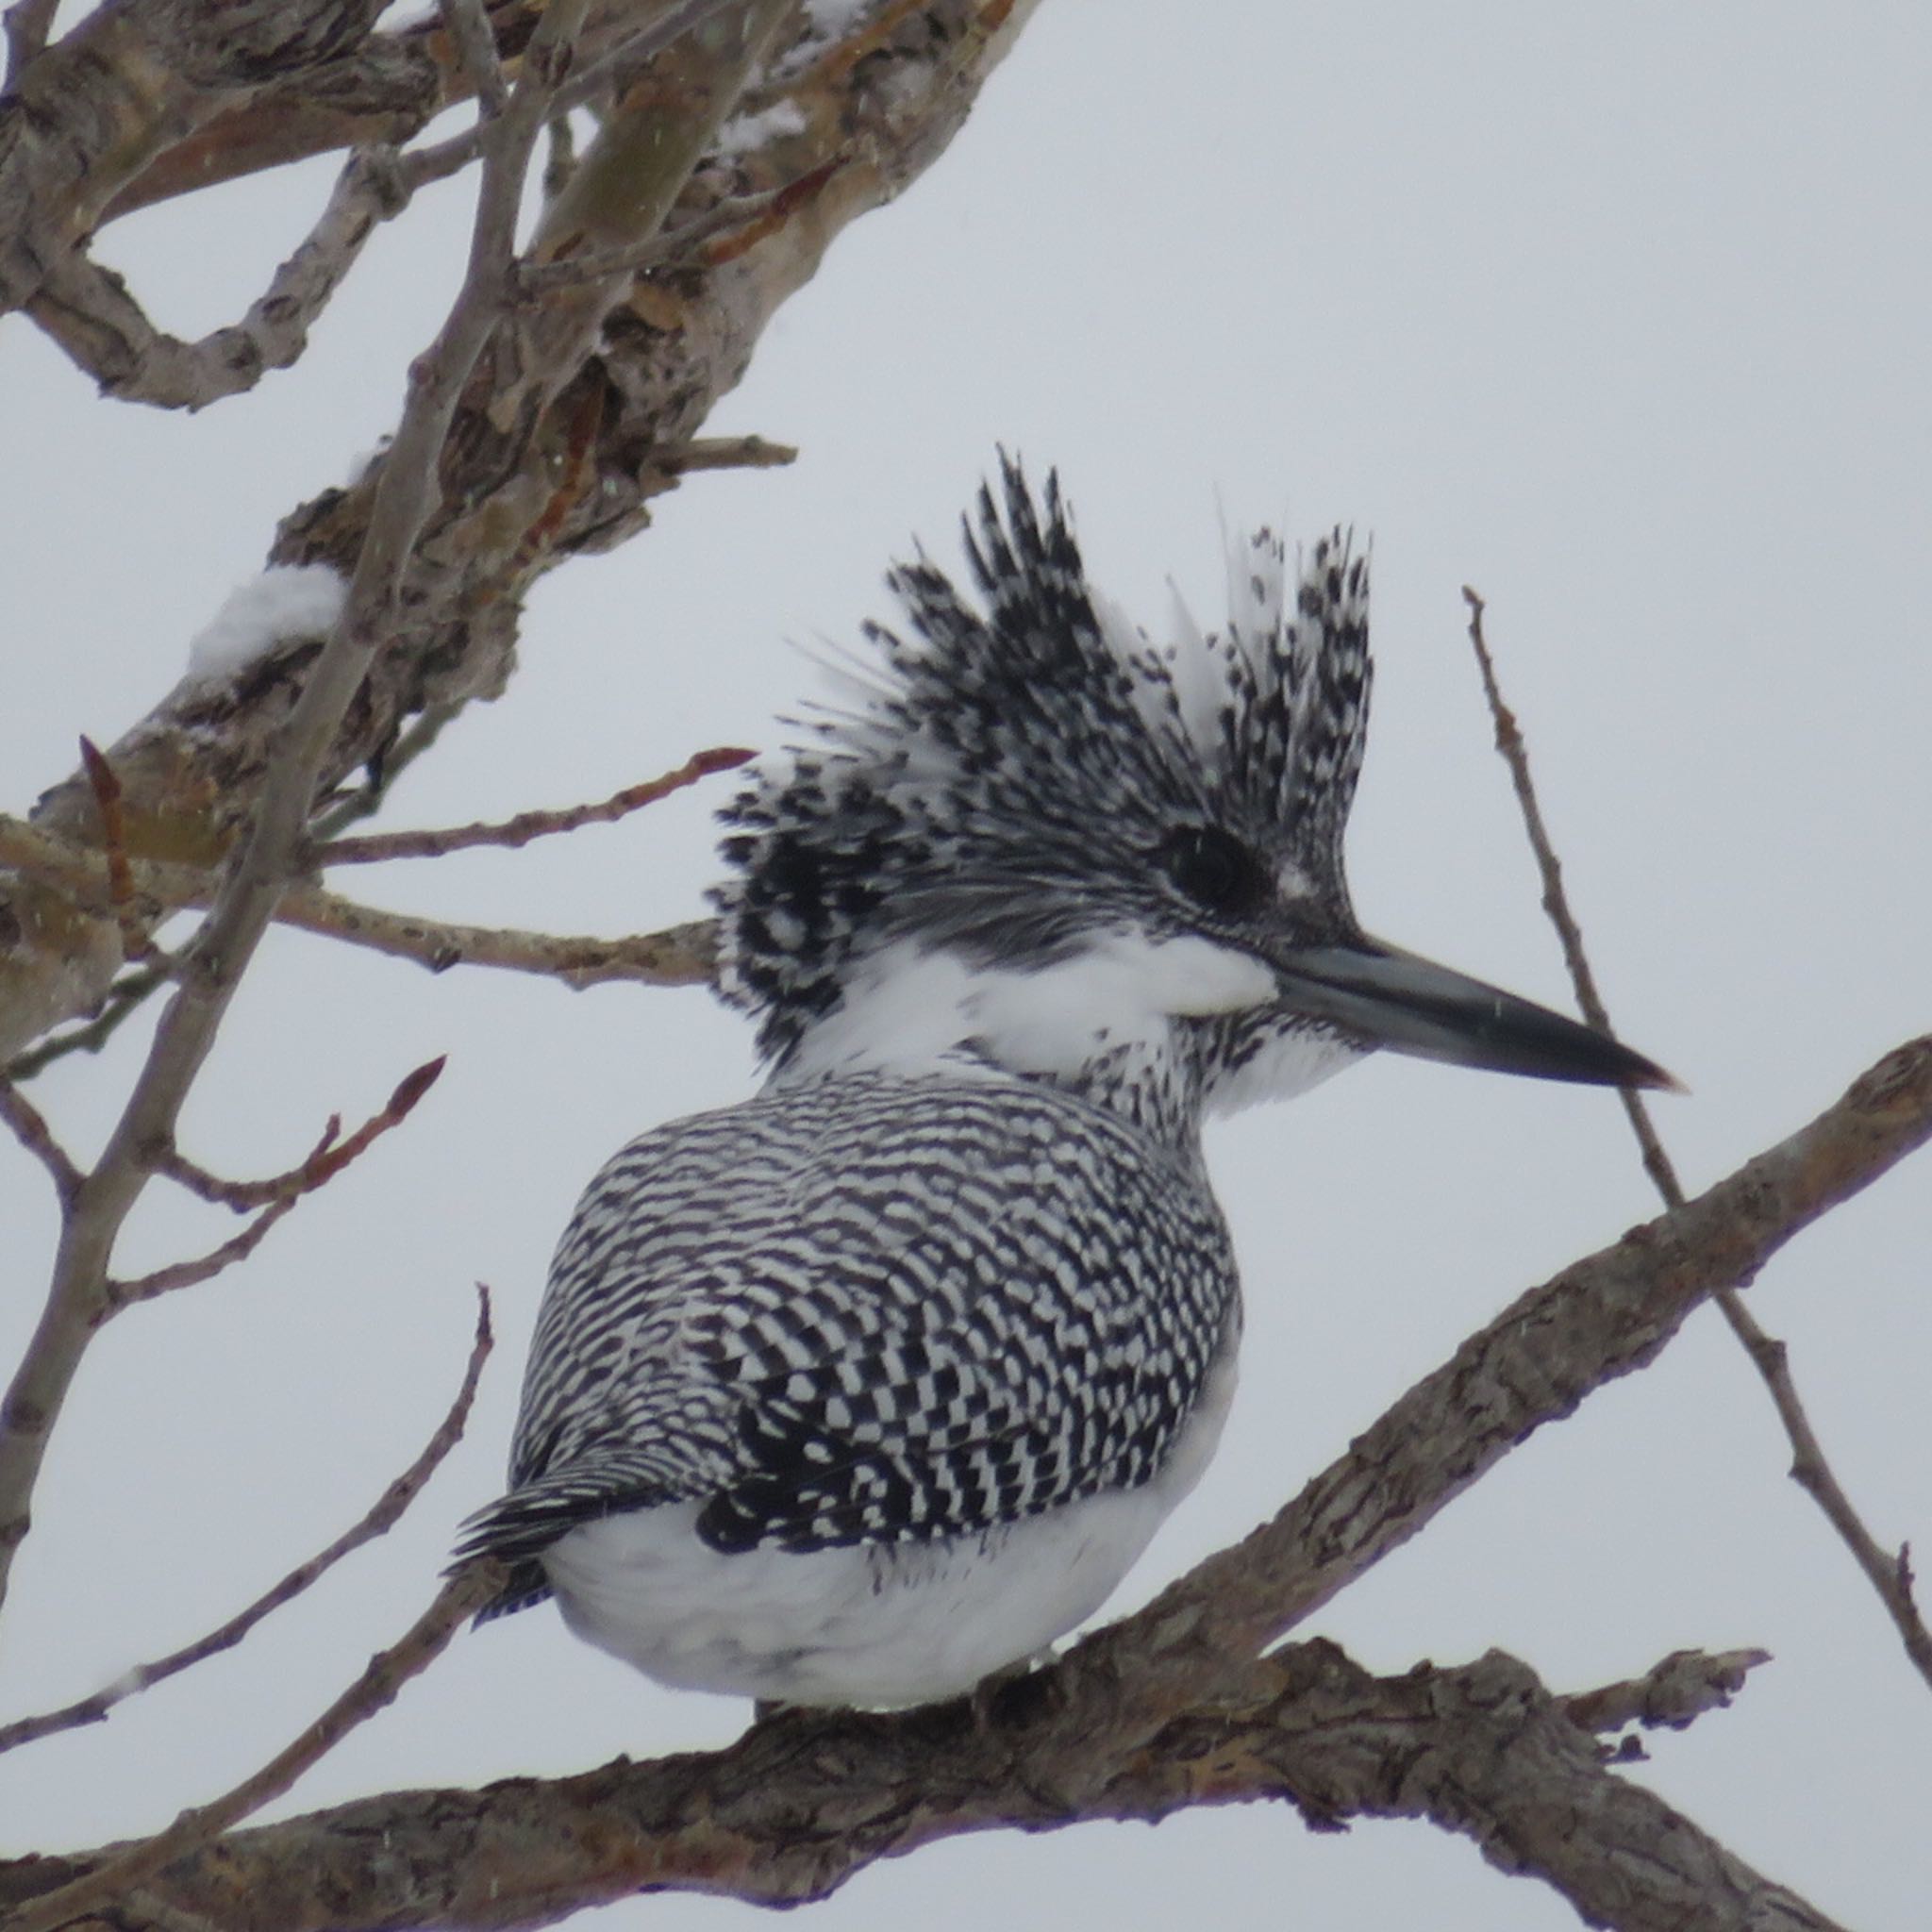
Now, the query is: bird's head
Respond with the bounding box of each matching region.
[713,459,1670,1113]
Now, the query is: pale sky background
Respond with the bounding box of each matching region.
[3,4,1929,1927]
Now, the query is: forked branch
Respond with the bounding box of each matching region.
[0,1286,492,1757]
[1460,586,1932,1693]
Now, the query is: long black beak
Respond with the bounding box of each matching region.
[1270,937,1679,1091]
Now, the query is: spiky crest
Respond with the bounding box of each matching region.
[712,458,1372,1066]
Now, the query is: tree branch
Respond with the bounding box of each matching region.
[311,746,751,864]
[0,1079,79,1207]
[0,0,1040,1064]
[1460,586,1932,1694]
[0,1638,1837,1932]
[0,810,720,991]
[4,1033,1920,1932]
[0,1561,508,1932]
[0,0,590,1622]
[0,1285,491,1757]
[152,1055,444,1208]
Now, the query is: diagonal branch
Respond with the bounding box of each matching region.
[0,1079,80,1207]
[0,1560,508,1932]
[0,1286,491,1757]
[312,747,752,864]
[2,1034,1921,1932]
[1459,586,1932,1695]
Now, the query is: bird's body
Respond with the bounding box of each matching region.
[458,464,1665,1706]
[521,1073,1243,1705]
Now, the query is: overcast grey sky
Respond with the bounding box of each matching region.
[3,4,1928,1927]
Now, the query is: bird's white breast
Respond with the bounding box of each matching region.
[540,1348,1239,1707]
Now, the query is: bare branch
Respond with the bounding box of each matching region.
[1460,586,1932,1695]
[0,1638,1838,1932]
[313,748,752,864]
[109,1167,315,1307]
[1560,1646,1774,1737]
[0,1079,80,1207]
[275,891,719,987]
[0,967,169,1083]
[26,149,407,409]
[0,1560,508,1932]
[438,0,508,119]
[0,0,593,1620]
[0,1286,492,1757]
[153,1055,444,1208]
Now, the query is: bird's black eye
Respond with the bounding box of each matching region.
[1162,825,1267,919]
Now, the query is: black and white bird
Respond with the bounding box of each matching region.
[457,461,1668,1707]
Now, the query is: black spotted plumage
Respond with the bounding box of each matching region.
[458,1076,1237,1613]
[709,456,1370,1066]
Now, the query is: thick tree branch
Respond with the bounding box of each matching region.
[1460,586,1932,1694]
[0,1639,1834,1932]
[0,0,1041,1064]
[4,1036,1919,1932]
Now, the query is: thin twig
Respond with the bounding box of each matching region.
[0,812,718,991]
[1460,584,1932,1695]
[115,1058,443,1303]
[1,1560,508,1932]
[0,1287,492,1757]
[0,1081,81,1208]
[312,748,752,864]
[653,432,798,475]
[77,738,163,965]
[1559,1646,1773,1737]
[153,1057,445,1210]
[108,1167,314,1307]
[308,703,465,841]
[2,967,170,1082]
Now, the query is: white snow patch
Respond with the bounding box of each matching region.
[713,100,807,160]
[183,566,347,681]
[803,0,875,35]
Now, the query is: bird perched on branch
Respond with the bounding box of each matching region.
[457,459,1669,1707]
